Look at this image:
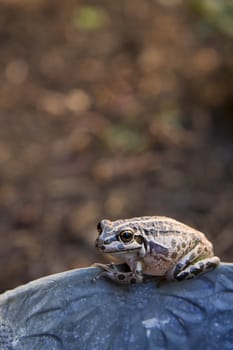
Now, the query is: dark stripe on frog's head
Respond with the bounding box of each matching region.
[149,241,169,257]
[103,236,118,245]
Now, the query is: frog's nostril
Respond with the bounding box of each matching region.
[100,246,106,250]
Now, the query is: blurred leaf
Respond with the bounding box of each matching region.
[72,5,108,32]
[102,124,149,152]
[190,0,233,38]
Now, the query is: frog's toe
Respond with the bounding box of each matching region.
[93,262,115,271]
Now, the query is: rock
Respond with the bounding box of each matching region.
[0,263,233,350]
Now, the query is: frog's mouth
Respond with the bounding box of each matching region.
[109,247,141,254]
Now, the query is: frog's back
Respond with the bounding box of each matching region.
[114,215,198,233]
[145,216,200,235]
[113,216,208,245]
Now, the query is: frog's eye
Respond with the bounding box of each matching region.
[97,222,102,234]
[119,230,134,243]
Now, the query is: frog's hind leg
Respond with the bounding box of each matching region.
[172,256,220,281]
[166,239,220,282]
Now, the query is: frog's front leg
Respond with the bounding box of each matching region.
[93,262,144,284]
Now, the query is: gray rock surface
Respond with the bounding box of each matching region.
[0,263,233,350]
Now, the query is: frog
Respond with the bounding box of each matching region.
[94,216,220,284]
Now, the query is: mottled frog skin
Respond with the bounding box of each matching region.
[95,216,220,284]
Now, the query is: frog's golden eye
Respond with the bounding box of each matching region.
[119,230,134,243]
[97,222,102,234]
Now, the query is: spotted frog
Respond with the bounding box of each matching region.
[95,216,220,284]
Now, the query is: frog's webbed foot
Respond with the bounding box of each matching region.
[93,263,144,284]
[93,263,120,281]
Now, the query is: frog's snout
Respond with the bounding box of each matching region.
[95,238,105,250]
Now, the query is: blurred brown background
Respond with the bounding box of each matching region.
[0,0,232,293]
